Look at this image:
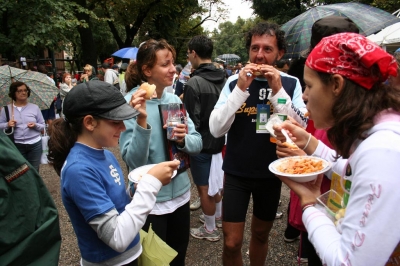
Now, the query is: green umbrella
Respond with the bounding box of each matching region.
[281,2,400,59]
[0,65,58,110]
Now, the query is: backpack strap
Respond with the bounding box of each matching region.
[4,105,10,122]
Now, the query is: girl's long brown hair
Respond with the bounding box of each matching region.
[125,39,176,92]
[318,66,400,158]
[47,117,84,176]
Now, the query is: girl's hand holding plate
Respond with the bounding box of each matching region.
[148,160,180,186]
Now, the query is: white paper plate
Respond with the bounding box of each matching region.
[128,164,177,183]
[269,156,332,183]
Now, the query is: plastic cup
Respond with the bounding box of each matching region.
[167,119,179,140]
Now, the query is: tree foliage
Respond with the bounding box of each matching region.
[0,0,95,60]
[94,0,227,64]
[372,0,400,13]
[211,17,261,65]
[0,0,227,69]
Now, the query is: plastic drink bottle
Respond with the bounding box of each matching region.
[167,103,180,140]
[270,98,287,143]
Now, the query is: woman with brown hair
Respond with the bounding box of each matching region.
[274,33,400,265]
[0,81,45,172]
[121,39,202,266]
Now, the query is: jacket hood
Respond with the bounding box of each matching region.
[191,63,225,84]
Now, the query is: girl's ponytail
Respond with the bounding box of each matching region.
[47,117,83,176]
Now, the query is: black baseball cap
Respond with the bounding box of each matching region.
[301,16,360,57]
[310,16,360,49]
[63,80,139,120]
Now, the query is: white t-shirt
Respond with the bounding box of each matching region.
[104,69,118,85]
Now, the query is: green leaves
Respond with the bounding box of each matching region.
[211,17,260,64]
[0,0,91,57]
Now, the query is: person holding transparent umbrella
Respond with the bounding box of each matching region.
[0,81,45,172]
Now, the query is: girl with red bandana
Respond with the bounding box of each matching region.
[274,33,400,266]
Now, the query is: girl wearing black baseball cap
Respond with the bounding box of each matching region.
[48,80,179,266]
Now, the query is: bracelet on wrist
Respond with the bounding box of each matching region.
[301,202,316,213]
[302,133,312,151]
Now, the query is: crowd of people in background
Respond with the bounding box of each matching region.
[2,17,400,266]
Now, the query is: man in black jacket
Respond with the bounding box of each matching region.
[184,35,226,241]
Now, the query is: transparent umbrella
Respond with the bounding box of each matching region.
[281,2,400,59]
[217,54,241,64]
[0,65,58,110]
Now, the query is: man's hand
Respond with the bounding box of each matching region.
[259,65,282,94]
[236,63,282,94]
[236,63,258,91]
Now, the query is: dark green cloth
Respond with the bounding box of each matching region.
[0,131,61,266]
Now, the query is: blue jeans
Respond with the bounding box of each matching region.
[14,140,42,172]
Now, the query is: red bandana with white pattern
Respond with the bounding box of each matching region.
[306,33,397,90]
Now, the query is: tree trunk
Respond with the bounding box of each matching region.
[74,0,98,71]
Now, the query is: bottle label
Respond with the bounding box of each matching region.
[256,104,270,133]
[277,113,287,121]
[277,98,287,104]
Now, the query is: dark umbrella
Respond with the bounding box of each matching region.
[281,2,400,59]
[111,47,139,60]
[217,54,240,64]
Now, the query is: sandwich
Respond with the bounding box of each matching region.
[253,64,263,76]
[140,82,156,100]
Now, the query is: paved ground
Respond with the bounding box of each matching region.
[40,147,302,265]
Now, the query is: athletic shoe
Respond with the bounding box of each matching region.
[190,197,201,210]
[199,213,222,228]
[275,211,283,219]
[297,256,308,263]
[284,235,301,243]
[190,225,220,242]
